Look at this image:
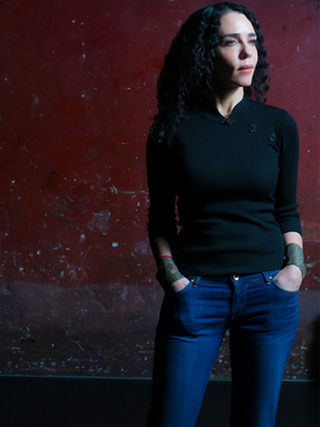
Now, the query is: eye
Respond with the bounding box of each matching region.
[249,38,257,45]
[223,39,236,46]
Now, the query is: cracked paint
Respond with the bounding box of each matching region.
[87,210,111,234]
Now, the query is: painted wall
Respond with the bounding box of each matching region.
[0,0,318,378]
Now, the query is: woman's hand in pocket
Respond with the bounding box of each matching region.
[171,277,190,293]
[273,264,302,292]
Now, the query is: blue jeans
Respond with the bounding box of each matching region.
[146,271,299,427]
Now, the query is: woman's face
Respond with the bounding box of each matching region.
[214,11,258,89]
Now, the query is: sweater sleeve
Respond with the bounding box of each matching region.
[146,124,178,242]
[273,113,302,235]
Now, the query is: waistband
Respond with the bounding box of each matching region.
[188,270,280,285]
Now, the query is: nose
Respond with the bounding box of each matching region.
[239,43,253,59]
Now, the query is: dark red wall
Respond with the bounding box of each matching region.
[0,0,318,378]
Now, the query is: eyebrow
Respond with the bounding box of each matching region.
[221,32,257,39]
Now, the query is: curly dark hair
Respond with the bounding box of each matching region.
[151,2,269,143]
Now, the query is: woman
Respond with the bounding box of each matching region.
[146,3,305,427]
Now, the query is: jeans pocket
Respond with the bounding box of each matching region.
[171,280,193,295]
[267,270,299,295]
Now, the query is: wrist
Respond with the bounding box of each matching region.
[285,243,306,279]
[156,257,184,288]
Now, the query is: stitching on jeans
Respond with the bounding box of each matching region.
[244,277,261,284]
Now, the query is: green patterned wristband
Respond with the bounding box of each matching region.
[156,257,184,290]
[285,243,306,279]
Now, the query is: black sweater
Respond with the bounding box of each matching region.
[146,95,302,276]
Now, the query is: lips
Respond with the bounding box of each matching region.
[238,65,254,73]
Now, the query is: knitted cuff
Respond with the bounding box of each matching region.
[156,257,184,289]
[285,243,306,279]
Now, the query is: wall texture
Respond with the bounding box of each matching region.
[0,0,319,378]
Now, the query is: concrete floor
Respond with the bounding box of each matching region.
[0,376,319,427]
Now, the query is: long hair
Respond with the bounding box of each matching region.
[151,2,269,143]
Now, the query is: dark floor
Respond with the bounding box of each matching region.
[0,376,318,427]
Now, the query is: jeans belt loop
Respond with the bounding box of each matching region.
[191,276,201,288]
[262,271,272,285]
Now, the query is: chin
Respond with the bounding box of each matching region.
[236,77,254,87]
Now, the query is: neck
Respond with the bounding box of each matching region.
[211,87,244,117]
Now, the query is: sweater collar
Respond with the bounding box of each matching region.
[196,94,254,120]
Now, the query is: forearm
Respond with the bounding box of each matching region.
[150,236,189,292]
[282,231,305,279]
[283,231,303,248]
[150,236,173,267]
